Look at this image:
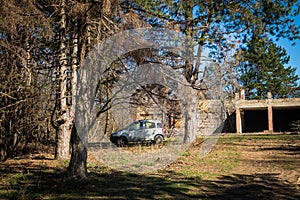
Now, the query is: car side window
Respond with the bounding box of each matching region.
[157,123,162,128]
[145,122,155,129]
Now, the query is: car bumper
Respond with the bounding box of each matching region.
[110,135,119,144]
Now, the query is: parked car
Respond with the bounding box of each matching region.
[110,120,165,146]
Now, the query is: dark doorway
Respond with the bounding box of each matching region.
[243,109,268,133]
[273,107,300,132]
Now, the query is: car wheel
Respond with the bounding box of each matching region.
[117,137,127,147]
[154,135,163,145]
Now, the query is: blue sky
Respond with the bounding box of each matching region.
[277,14,300,79]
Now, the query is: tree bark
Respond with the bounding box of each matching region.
[68,125,87,178]
[67,15,88,178]
[56,0,72,160]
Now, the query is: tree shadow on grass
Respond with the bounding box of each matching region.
[260,146,300,155]
[204,173,300,200]
[0,162,299,199]
[1,164,202,199]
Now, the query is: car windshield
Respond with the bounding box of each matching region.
[127,121,141,130]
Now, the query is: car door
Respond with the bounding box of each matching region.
[126,122,139,141]
[129,121,145,141]
[144,121,156,140]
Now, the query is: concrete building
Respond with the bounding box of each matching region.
[235,90,300,133]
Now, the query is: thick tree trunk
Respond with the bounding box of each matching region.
[183,87,197,143]
[68,17,88,178]
[68,126,87,178]
[56,0,72,160]
[67,0,119,177]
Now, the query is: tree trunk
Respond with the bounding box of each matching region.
[56,0,72,160]
[25,38,32,87]
[68,125,87,178]
[183,87,197,143]
[68,17,88,178]
[67,0,119,177]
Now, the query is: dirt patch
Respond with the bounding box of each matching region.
[232,135,300,185]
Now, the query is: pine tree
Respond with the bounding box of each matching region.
[239,37,299,99]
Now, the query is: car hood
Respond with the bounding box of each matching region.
[111,129,126,136]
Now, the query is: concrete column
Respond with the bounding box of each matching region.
[240,89,245,100]
[267,92,272,99]
[268,106,273,133]
[236,108,242,134]
[267,92,273,133]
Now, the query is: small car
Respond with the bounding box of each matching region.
[110,120,165,146]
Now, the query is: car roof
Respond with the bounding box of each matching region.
[138,119,161,123]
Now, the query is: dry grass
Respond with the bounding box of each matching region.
[0,134,299,199]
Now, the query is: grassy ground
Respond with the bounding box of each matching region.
[0,134,299,199]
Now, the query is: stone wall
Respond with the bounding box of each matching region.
[196,99,227,135]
